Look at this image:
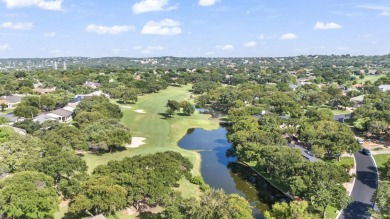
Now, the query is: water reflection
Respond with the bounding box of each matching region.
[178,127,287,219]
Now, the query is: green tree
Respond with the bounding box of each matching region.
[75,95,123,119]
[0,171,59,219]
[26,145,87,197]
[69,176,127,217]
[38,124,88,150]
[93,152,193,211]
[264,201,320,219]
[181,101,195,116]
[13,119,42,134]
[178,189,253,219]
[372,181,390,218]
[0,134,42,174]
[165,108,175,118]
[308,181,350,218]
[83,119,131,152]
[13,105,40,118]
[383,158,390,181]
[119,88,139,104]
[74,111,106,128]
[0,103,6,112]
[166,100,181,112]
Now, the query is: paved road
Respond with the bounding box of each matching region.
[338,151,378,219]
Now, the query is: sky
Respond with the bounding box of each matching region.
[0,0,390,58]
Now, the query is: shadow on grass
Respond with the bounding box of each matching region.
[157,112,170,119]
[116,100,136,105]
[88,146,127,156]
[177,112,190,117]
[139,212,159,219]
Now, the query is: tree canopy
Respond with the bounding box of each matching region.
[0,171,59,219]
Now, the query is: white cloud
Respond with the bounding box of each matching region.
[132,0,176,14]
[199,0,220,7]
[86,24,135,35]
[0,44,10,51]
[279,33,297,40]
[357,4,390,16]
[1,22,33,30]
[141,19,181,36]
[44,32,56,37]
[1,0,63,10]
[313,22,342,30]
[133,46,143,50]
[216,44,234,51]
[242,41,256,47]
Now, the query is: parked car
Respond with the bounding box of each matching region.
[362,148,371,156]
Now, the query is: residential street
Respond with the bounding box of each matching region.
[338,151,378,219]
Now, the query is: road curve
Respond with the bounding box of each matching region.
[338,151,378,219]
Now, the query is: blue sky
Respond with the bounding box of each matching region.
[0,0,390,58]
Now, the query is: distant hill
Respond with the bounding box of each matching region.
[1,54,390,70]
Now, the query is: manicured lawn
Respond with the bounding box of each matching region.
[325,157,355,168]
[325,205,339,219]
[356,75,383,84]
[373,154,390,180]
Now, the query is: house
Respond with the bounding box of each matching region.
[0,95,23,108]
[334,114,351,123]
[0,113,24,125]
[74,90,110,101]
[83,81,101,89]
[378,85,390,92]
[288,84,300,91]
[34,114,57,124]
[46,108,73,123]
[350,95,365,107]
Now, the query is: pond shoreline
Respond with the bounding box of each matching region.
[178,127,290,218]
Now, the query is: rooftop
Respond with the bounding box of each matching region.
[50,108,73,117]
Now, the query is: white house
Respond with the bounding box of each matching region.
[46,108,73,123]
[0,95,23,108]
[378,85,390,92]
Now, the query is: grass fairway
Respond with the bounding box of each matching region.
[373,154,390,180]
[356,75,383,84]
[83,84,218,183]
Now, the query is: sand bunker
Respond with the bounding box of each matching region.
[126,137,146,148]
[134,109,146,113]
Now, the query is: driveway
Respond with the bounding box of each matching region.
[338,151,378,219]
[288,143,319,162]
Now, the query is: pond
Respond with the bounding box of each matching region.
[178,127,287,219]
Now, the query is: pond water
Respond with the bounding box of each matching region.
[178,127,287,219]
